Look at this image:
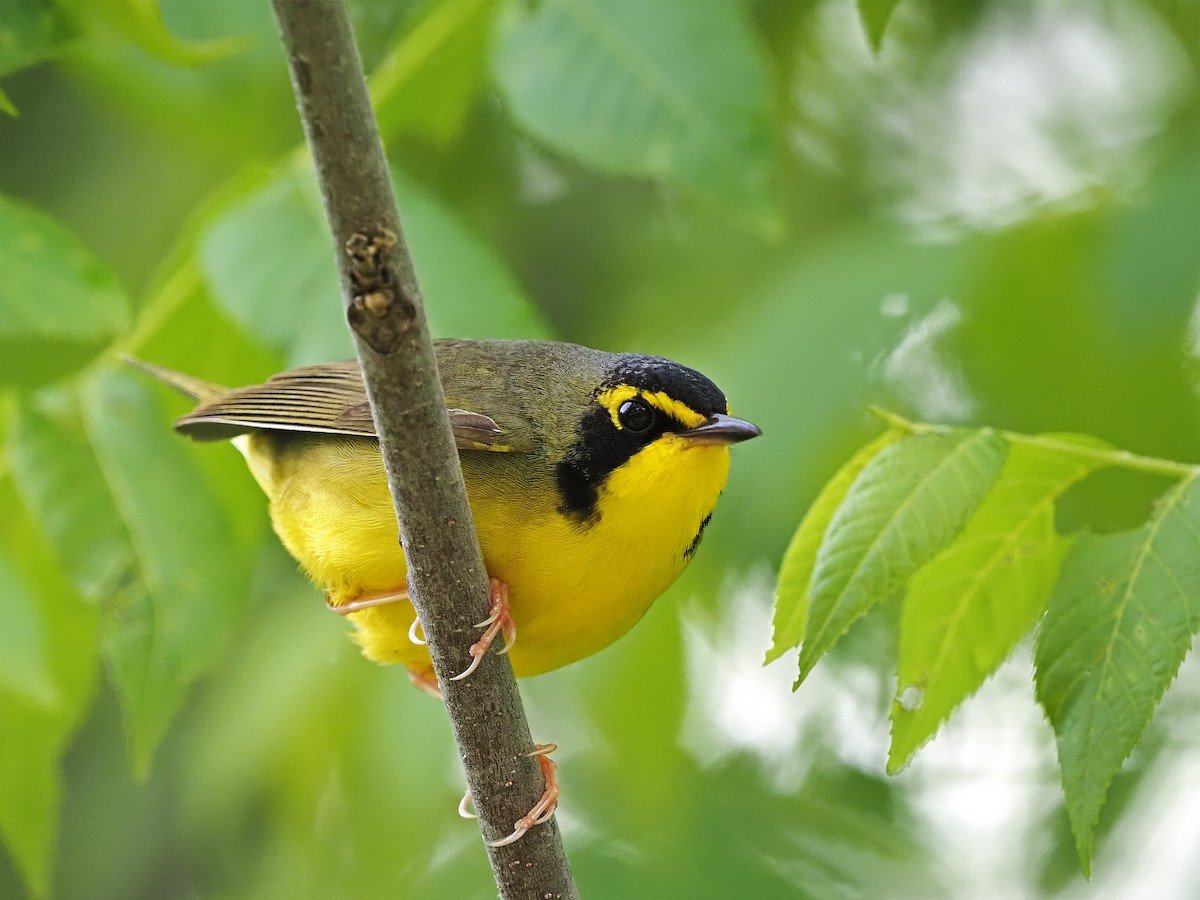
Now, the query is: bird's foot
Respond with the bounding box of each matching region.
[458,790,477,820]
[450,578,516,681]
[327,588,408,615]
[408,616,426,645]
[406,665,442,701]
[487,743,560,847]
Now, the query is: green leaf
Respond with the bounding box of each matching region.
[797,429,1008,685]
[125,267,279,553]
[70,0,248,67]
[888,435,1113,772]
[1035,472,1200,875]
[0,86,15,116]
[370,0,496,145]
[196,167,349,366]
[198,163,549,366]
[394,174,551,342]
[493,0,777,228]
[0,194,130,386]
[0,0,73,80]
[0,487,99,897]
[856,0,901,53]
[81,367,248,774]
[768,429,903,664]
[9,401,136,603]
[0,555,56,706]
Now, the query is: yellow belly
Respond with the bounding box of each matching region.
[241,432,730,678]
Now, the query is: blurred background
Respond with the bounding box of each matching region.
[0,0,1197,897]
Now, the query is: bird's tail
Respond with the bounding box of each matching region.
[120,355,228,404]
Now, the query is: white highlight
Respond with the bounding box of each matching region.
[679,570,887,792]
[681,573,1200,897]
[879,298,975,422]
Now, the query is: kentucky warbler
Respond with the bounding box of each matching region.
[134,339,760,687]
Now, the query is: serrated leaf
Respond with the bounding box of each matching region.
[0,194,130,386]
[198,164,550,366]
[9,402,136,602]
[889,435,1113,772]
[81,368,248,774]
[768,429,903,664]
[0,488,99,897]
[371,0,495,145]
[493,0,777,228]
[857,0,901,53]
[1035,472,1200,875]
[797,429,1008,685]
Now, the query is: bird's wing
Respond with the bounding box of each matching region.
[146,359,512,451]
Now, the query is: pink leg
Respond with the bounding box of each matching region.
[449,578,517,681]
[406,665,442,701]
[327,588,408,615]
[488,743,560,847]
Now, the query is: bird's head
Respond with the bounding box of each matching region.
[555,354,760,524]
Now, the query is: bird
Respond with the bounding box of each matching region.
[130,338,759,843]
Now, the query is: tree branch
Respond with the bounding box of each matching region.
[267,2,577,897]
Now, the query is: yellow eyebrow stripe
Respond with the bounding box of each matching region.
[595,385,707,429]
[643,390,707,428]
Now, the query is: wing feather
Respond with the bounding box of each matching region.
[161,360,513,451]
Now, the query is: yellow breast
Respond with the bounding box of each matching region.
[239,431,730,678]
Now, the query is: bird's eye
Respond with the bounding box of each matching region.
[617,398,656,435]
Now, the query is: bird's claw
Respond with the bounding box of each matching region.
[459,791,477,820]
[408,617,426,645]
[486,744,559,847]
[450,579,515,680]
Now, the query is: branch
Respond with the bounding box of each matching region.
[267,2,577,897]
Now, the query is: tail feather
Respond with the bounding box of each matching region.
[120,355,228,404]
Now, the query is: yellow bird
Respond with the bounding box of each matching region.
[134,338,759,841]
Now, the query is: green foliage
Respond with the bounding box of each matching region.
[197,166,354,366]
[771,417,1200,870]
[0,0,74,115]
[60,0,248,67]
[856,0,901,52]
[0,195,129,387]
[768,429,903,664]
[9,402,133,604]
[493,0,777,228]
[369,0,496,146]
[0,486,98,897]
[0,1,70,75]
[0,554,56,707]
[0,0,1196,895]
[199,163,550,366]
[890,437,1107,770]
[798,428,1009,683]
[80,370,250,775]
[11,374,251,777]
[1036,473,1200,875]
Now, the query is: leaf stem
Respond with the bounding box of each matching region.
[867,406,1197,479]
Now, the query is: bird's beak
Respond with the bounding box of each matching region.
[677,414,762,446]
